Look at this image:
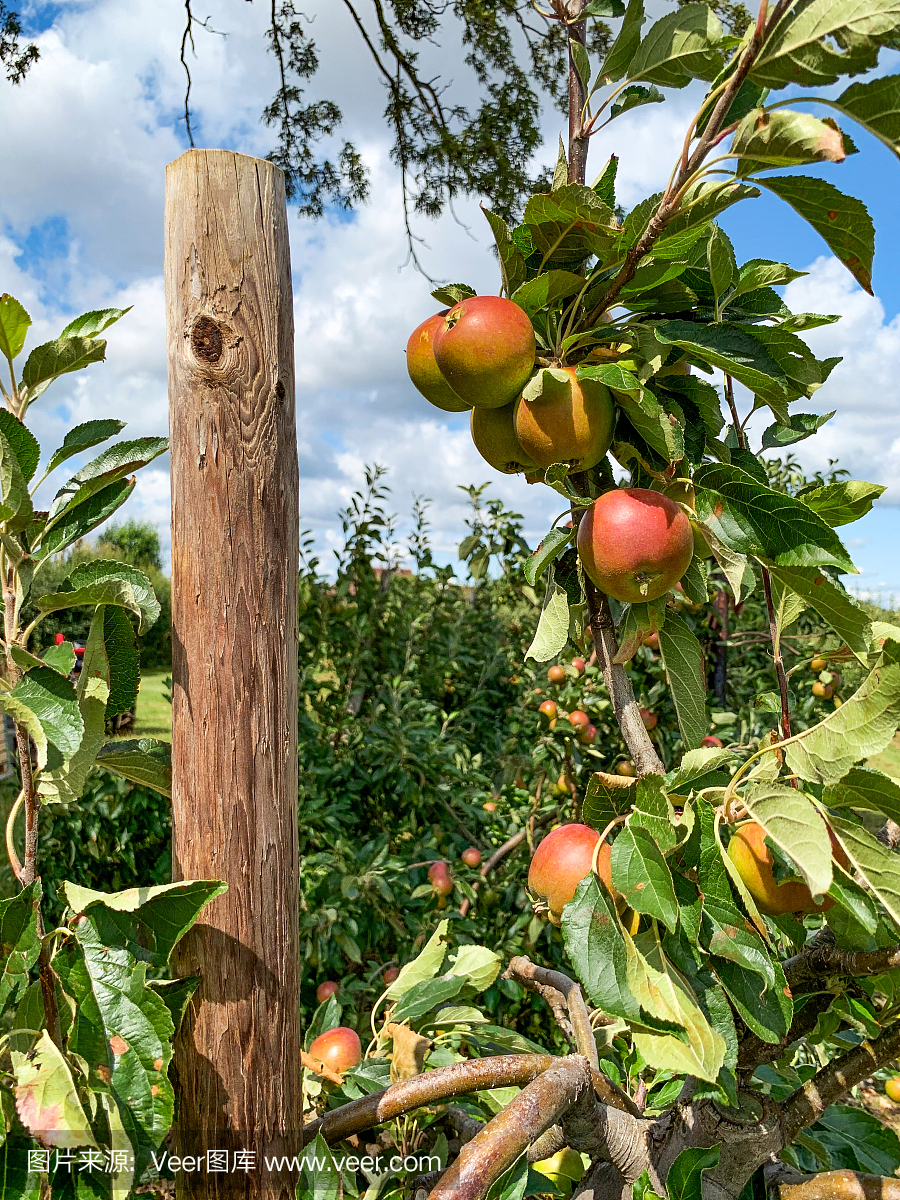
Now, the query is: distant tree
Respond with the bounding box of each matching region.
[97,518,163,572]
[0,0,37,84]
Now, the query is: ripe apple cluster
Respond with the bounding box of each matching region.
[406,296,696,604]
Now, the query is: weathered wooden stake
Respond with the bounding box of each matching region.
[165,149,301,1199]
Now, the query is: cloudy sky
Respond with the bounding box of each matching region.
[4,0,900,595]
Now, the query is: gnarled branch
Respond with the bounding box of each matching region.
[783,928,900,993]
[766,1162,900,1199]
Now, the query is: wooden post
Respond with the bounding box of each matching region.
[165,149,301,1199]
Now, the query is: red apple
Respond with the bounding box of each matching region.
[427,861,448,882]
[529,824,617,925]
[432,296,535,409]
[461,847,482,868]
[643,632,659,651]
[539,700,558,721]
[406,312,471,412]
[571,657,586,673]
[701,735,723,748]
[547,665,566,685]
[514,367,615,471]
[639,708,657,731]
[382,966,400,986]
[576,488,694,604]
[316,980,339,1005]
[483,801,498,813]
[578,723,597,745]
[308,1026,362,1075]
[568,710,590,729]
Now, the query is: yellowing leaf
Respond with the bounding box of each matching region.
[13,1030,97,1149]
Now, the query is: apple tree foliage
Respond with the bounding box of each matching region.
[300,1,900,1198]
[0,297,222,1196]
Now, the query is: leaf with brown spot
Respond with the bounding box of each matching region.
[12,1030,97,1148]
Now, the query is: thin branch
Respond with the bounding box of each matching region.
[779,1020,900,1147]
[302,1053,556,1145]
[429,1057,595,1200]
[782,930,900,993]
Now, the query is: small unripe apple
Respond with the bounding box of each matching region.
[406,312,471,412]
[383,966,400,986]
[812,681,833,699]
[483,801,498,812]
[643,632,659,651]
[727,821,849,915]
[578,724,597,745]
[639,708,657,731]
[461,847,482,868]
[886,1076,900,1103]
[433,296,535,408]
[556,774,570,796]
[548,665,566,685]
[810,656,827,671]
[529,824,616,925]
[308,1026,362,1075]
[701,735,723,748]
[316,980,339,1004]
[568,710,590,729]
[539,700,558,721]
[577,488,694,603]
[571,657,586,673]
[615,761,637,778]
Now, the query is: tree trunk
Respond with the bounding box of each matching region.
[165,149,301,1199]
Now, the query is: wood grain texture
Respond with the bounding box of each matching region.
[165,149,300,1199]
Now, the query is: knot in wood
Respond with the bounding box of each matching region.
[191,316,223,364]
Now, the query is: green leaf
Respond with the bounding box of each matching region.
[731,109,851,174]
[0,412,39,484]
[511,271,586,318]
[60,879,226,968]
[46,419,127,476]
[667,747,731,792]
[52,933,172,1167]
[384,921,450,1000]
[37,560,160,633]
[94,738,171,797]
[741,782,834,899]
[626,3,723,87]
[754,175,875,294]
[593,155,618,208]
[482,209,527,298]
[525,581,570,663]
[750,0,900,90]
[102,604,139,716]
[707,224,737,306]
[797,479,885,527]
[447,944,502,992]
[712,954,792,1044]
[583,0,625,13]
[829,813,900,929]
[0,882,41,1014]
[734,258,807,296]
[0,1136,41,1200]
[37,609,110,805]
[627,931,727,1083]
[147,976,199,1033]
[11,667,82,758]
[563,874,645,1025]
[611,827,679,930]
[20,338,106,404]
[38,477,135,560]
[583,771,638,829]
[629,775,680,853]
[785,642,900,785]
[523,185,617,265]
[390,976,468,1023]
[693,463,856,572]
[430,283,476,307]
[571,40,591,94]
[525,528,572,587]
[59,308,130,339]
[655,321,787,408]
[766,566,871,657]
[610,84,664,119]
[761,411,834,449]
[579,364,684,461]
[658,613,707,750]
[600,0,645,81]
[12,1029,97,1147]
[0,429,31,529]
[824,765,900,824]
[46,437,168,527]
[298,1134,341,1200]
[615,596,667,664]
[0,693,48,769]
[833,74,900,162]
[0,295,31,363]
[666,1145,721,1200]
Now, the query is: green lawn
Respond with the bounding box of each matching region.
[133,668,172,739]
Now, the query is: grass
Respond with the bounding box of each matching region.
[133,668,172,739]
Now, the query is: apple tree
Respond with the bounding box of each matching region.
[300,1,900,1197]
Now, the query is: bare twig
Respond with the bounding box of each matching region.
[779,1021,900,1146]
[303,1054,556,1145]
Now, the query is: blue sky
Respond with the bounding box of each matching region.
[3,0,900,596]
